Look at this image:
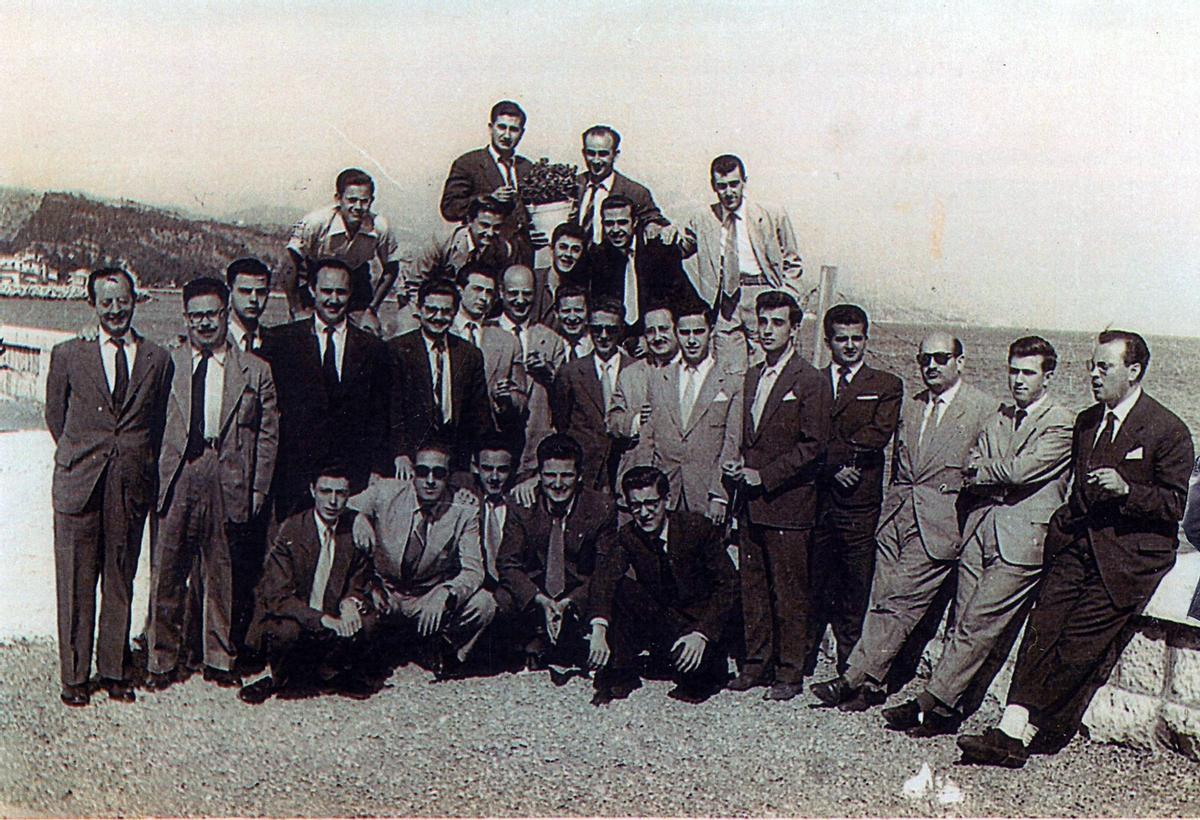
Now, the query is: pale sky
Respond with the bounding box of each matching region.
[3,0,1199,334]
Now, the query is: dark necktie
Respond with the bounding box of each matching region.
[110,337,129,407]
[466,321,480,349]
[655,535,677,602]
[501,159,515,189]
[243,330,256,353]
[431,339,446,426]
[1090,411,1119,467]
[402,511,428,580]
[545,515,566,599]
[1014,408,1028,431]
[580,182,600,243]
[186,349,211,459]
[836,365,851,400]
[322,325,339,387]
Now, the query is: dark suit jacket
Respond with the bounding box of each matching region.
[583,239,699,330]
[496,488,616,612]
[551,351,634,490]
[259,319,391,508]
[440,147,534,261]
[387,330,490,468]
[1048,392,1193,608]
[741,353,831,529]
[590,511,737,642]
[819,363,904,511]
[45,334,174,515]
[573,170,665,235]
[246,510,374,650]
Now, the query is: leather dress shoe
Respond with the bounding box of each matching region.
[957,728,1029,768]
[882,699,922,730]
[837,687,886,712]
[810,675,854,706]
[143,671,176,692]
[668,681,721,704]
[591,671,642,706]
[238,677,276,705]
[763,681,805,701]
[726,672,770,692]
[102,678,136,703]
[907,709,962,738]
[60,684,90,708]
[203,667,243,688]
[332,673,374,700]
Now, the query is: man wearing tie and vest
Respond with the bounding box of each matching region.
[145,277,279,692]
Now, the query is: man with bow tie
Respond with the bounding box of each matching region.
[959,330,1193,767]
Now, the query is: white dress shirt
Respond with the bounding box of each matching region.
[99,330,139,394]
[488,145,519,191]
[719,200,764,277]
[314,317,348,379]
[229,317,262,353]
[1095,386,1142,444]
[919,379,963,442]
[497,314,527,363]
[829,360,865,400]
[192,344,227,439]
[423,332,454,423]
[679,354,716,426]
[750,346,794,429]
[621,241,640,325]
[579,173,613,245]
[451,310,485,349]
[308,512,337,610]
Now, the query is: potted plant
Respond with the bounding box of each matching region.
[522,158,579,244]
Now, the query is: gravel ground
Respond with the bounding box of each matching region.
[1,639,1198,818]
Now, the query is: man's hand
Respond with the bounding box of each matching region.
[529,229,550,250]
[706,498,728,526]
[415,587,451,637]
[638,402,652,426]
[252,491,267,517]
[352,514,377,552]
[536,595,570,644]
[395,455,414,482]
[513,476,539,507]
[832,466,862,490]
[493,377,516,410]
[587,622,611,669]
[320,613,355,638]
[338,599,363,636]
[1087,468,1130,498]
[525,350,552,381]
[453,487,480,508]
[492,185,516,203]
[671,631,708,674]
[738,467,763,487]
[643,223,663,242]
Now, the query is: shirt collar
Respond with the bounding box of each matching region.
[1107,385,1143,423]
[422,331,448,352]
[314,316,347,337]
[453,311,482,334]
[229,316,257,346]
[192,342,227,366]
[498,314,524,334]
[586,172,614,191]
[540,490,578,520]
[312,511,336,545]
[831,360,865,381]
[930,379,962,408]
[681,352,714,375]
[488,144,514,169]
[329,205,378,239]
[594,351,621,379]
[1015,393,1048,419]
[100,327,134,347]
[762,345,794,378]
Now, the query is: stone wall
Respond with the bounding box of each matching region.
[0,325,72,403]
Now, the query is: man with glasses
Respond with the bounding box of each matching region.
[587,467,738,705]
[552,296,634,493]
[958,330,1193,767]
[145,277,279,692]
[350,439,495,679]
[812,331,996,712]
[389,279,490,477]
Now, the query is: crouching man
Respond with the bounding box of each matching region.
[587,467,738,705]
[351,438,496,679]
[239,463,376,703]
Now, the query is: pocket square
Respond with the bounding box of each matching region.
[713,391,729,403]
[782,391,798,402]
[1125,447,1144,460]
[856,394,880,401]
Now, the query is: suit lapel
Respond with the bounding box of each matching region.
[919,388,969,469]
[581,355,607,414]
[683,364,723,435]
[903,389,929,462]
[1110,393,1148,462]
[1006,400,1049,456]
[756,356,802,433]
[118,333,153,416]
[324,518,355,613]
[743,364,764,443]
[84,339,116,412]
[219,345,251,437]
[168,345,191,420]
[832,365,869,416]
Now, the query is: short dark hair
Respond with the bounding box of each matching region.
[600,194,634,216]
[537,432,583,471]
[312,257,353,280]
[456,261,498,290]
[86,267,136,303]
[467,194,513,222]
[710,154,746,180]
[823,304,869,339]
[415,436,454,461]
[642,300,675,325]
[1009,335,1058,373]
[418,278,462,308]
[182,276,229,307]
[671,300,714,326]
[756,290,802,326]
[581,124,621,152]
[590,295,626,323]
[335,168,374,197]
[474,432,516,461]
[621,465,670,500]
[555,283,589,309]
[552,221,588,246]
[490,100,526,127]
[1098,329,1150,378]
[225,257,272,288]
[312,461,351,483]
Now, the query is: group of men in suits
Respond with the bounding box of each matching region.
[43,98,1196,770]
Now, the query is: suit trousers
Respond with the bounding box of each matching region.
[924,522,1041,711]
[807,504,879,674]
[741,524,811,685]
[53,465,148,687]
[228,511,270,653]
[845,526,956,689]
[147,449,236,674]
[382,585,497,663]
[262,616,377,688]
[1007,537,1144,737]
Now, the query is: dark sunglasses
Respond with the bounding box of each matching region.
[589,323,622,336]
[414,465,450,480]
[916,352,955,367]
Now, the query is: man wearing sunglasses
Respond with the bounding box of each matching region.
[813,331,996,712]
[350,439,495,679]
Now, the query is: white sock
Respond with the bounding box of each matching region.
[1023,724,1039,746]
[997,704,1031,744]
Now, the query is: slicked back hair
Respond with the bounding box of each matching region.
[823,304,869,339]
[756,289,802,326]
[182,276,229,307]
[581,125,621,151]
[710,154,746,180]
[86,267,136,304]
[621,465,670,500]
[336,168,374,197]
[1098,329,1150,378]
[490,100,526,126]
[225,257,272,288]
[1008,335,1058,373]
[537,432,583,471]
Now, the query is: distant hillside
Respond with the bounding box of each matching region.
[1,192,289,287]
[0,189,42,243]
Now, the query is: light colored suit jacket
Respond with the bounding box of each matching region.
[608,358,662,483]
[507,322,567,476]
[634,359,743,509]
[879,381,998,561]
[451,323,529,427]
[680,199,802,308]
[960,399,1074,566]
[157,343,279,523]
[350,479,483,602]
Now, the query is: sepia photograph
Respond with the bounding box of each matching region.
[2,1,1200,816]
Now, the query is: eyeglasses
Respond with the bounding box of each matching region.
[414,465,450,480]
[916,352,955,367]
[185,308,226,324]
[626,496,664,512]
[590,324,622,336]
